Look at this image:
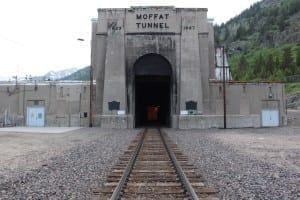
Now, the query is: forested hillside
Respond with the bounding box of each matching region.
[214,0,300,81]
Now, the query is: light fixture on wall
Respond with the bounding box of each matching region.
[268,86,273,99]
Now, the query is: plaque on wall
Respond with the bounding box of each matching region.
[108,101,120,111]
[186,101,197,110]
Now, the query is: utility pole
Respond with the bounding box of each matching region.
[77,38,93,127]
[89,64,93,127]
[222,46,227,129]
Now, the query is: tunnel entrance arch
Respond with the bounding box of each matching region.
[134,54,172,127]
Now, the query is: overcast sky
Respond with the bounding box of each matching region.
[0,0,261,78]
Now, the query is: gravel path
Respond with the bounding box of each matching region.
[167,129,300,200]
[0,128,139,199]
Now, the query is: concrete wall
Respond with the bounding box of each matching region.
[0,81,91,127]
[178,115,260,129]
[177,82,287,129]
[0,80,287,129]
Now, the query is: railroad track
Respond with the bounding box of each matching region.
[93,128,219,199]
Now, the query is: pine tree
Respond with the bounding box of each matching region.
[224,27,230,41]
[296,46,300,73]
[236,25,247,40]
[235,55,248,80]
[266,54,275,74]
[254,54,265,77]
[281,47,294,75]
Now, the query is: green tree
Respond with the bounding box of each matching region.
[296,47,300,73]
[278,15,288,31]
[281,46,294,75]
[275,56,281,70]
[224,27,230,41]
[235,25,247,40]
[235,55,248,80]
[253,53,265,77]
[266,53,275,74]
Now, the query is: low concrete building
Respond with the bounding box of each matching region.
[0,81,91,127]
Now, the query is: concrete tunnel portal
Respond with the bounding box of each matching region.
[134,54,172,127]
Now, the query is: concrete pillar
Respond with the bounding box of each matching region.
[180,11,203,114]
[102,11,127,115]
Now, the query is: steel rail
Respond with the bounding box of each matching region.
[159,129,199,200]
[110,129,146,200]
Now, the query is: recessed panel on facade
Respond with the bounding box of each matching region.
[125,7,179,33]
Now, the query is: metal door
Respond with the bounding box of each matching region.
[261,109,279,127]
[27,107,45,127]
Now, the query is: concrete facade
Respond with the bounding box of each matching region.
[91,6,287,129]
[0,80,286,128]
[0,81,91,127]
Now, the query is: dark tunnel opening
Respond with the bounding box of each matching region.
[135,75,170,127]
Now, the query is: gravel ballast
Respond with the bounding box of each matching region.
[167,128,300,200]
[1,126,299,199]
[0,128,139,199]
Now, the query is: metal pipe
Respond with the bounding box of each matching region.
[222,46,227,129]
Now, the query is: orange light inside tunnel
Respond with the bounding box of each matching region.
[147,106,159,121]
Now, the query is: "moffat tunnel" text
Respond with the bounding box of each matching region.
[136,13,170,29]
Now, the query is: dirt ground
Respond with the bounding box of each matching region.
[210,109,300,173]
[0,110,299,176]
[287,109,300,126]
[0,128,92,172]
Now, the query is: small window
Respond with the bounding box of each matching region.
[84,112,88,118]
[38,113,43,119]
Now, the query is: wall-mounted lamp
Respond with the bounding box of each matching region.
[268,86,273,99]
[243,85,246,93]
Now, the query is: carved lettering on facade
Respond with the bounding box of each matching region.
[108,22,122,31]
[135,13,170,29]
[183,26,195,30]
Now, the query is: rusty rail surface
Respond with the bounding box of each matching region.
[93,128,219,199]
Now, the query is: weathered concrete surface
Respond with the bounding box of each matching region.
[180,11,203,113]
[0,82,91,127]
[178,114,260,129]
[102,11,127,115]
[0,127,81,133]
[97,115,129,129]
